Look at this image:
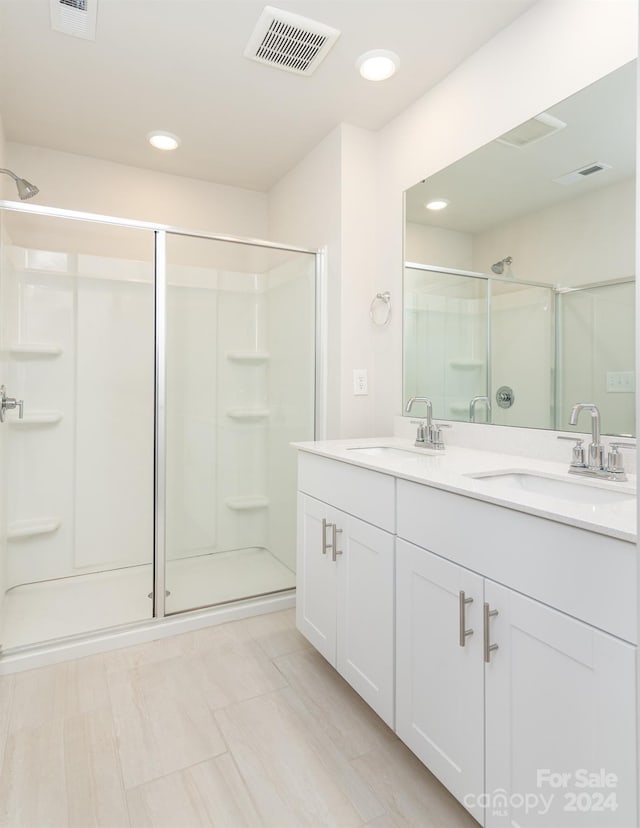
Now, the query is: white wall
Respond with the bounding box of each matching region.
[473,178,635,286]
[405,223,473,271]
[268,126,342,437]
[5,143,268,239]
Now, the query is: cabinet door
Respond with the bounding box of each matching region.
[395,540,485,824]
[296,493,336,664]
[336,512,395,726]
[485,580,637,828]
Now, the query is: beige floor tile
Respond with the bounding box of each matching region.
[353,740,479,828]
[8,662,68,734]
[216,687,385,826]
[64,707,130,828]
[236,608,312,660]
[0,675,15,765]
[0,718,68,828]
[63,654,112,717]
[108,654,226,789]
[102,633,184,674]
[275,649,397,760]
[126,754,263,828]
[184,623,288,711]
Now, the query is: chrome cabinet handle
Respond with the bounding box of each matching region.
[331,524,343,561]
[459,590,474,647]
[483,602,499,663]
[321,518,333,555]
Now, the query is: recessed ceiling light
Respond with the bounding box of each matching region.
[425,199,449,211]
[357,50,399,82]
[147,131,181,151]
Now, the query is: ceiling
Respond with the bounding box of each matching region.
[405,59,637,234]
[0,0,536,192]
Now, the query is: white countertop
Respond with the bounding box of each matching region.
[294,437,637,543]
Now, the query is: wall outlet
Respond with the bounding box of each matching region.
[353,368,368,395]
[606,371,635,393]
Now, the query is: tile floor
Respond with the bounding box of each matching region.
[0,609,478,827]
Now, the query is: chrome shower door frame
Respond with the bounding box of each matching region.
[0,199,322,632]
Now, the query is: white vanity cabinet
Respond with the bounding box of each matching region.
[395,540,485,824]
[296,452,395,725]
[396,479,637,827]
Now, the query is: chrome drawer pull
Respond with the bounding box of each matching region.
[321,518,334,555]
[483,602,499,663]
[459,590,474,647]
[331,525,343,561]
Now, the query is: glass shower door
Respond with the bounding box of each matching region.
[163,233,315,614]
[0,209,155,650]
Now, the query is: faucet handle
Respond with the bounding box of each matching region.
[606,442,634,478]
[557,435,585,468]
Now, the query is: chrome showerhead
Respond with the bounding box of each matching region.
[0,168,39,200]
[491,256,513,275]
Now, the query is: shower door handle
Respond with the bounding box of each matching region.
[0,385,24,423]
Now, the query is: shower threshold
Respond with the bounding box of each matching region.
[1,546,295,651]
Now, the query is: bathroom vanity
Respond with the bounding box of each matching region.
[295,438,637,827]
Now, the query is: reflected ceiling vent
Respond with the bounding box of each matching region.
[496,112,566,148]
[244,5,340,76]
[50,0,97,40]
[553,161,612,186]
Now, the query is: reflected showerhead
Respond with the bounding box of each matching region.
[491,256,513,275]
[0,168,39,200]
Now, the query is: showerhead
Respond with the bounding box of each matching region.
[0,168,39,200]
[491,256,513,275]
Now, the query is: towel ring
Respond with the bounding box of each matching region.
[370,291,392,326]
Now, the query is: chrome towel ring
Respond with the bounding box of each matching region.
[370,291,391,326]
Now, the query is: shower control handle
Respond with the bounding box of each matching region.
[0,385,24,423]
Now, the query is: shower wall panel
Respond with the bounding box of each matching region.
[74,274,153,568]
[166,280,218,558]
[266,260,315,572]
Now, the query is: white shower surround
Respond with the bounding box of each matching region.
[0,208,316,655]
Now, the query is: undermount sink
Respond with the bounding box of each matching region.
[346,446,434,460]
[467,470,635,506]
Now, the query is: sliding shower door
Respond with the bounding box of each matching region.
[0,209,155,650]
[162,233,316,614]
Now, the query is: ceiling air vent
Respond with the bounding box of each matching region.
[553,162,612,186]
[244,6,340,76]
[50,0,97,40]
[496,112,567,149]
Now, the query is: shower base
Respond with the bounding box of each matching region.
[1,546,295,651]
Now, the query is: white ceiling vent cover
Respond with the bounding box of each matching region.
[496,112,567,149]
[50,0,97,41]
[553,161,613,186]
[244,6,340,76]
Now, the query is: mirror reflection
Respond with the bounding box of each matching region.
[403,60,636,436]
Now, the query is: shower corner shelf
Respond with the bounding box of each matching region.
[226,350,270,363]
[224,495,269,511]
[226,408,270,421]
[8,410,62,426]
[8,517,61,540]
[9,342,63,357]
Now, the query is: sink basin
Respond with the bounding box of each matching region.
[346,446,434,460]
[467,470,635,506]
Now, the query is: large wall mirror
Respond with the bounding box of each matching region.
[403,60,636,437]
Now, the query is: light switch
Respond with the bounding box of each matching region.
[606,371,635,393]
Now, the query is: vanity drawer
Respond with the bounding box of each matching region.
[298,451,395,532]
[396,479,637,643]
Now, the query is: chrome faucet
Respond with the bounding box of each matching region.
[569,403,603,471]
[0,385,24,423]
[469,395,491,423]
[558,402,634,481]
[405,396,448,450]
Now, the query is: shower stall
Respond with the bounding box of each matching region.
[0,202,318,657]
